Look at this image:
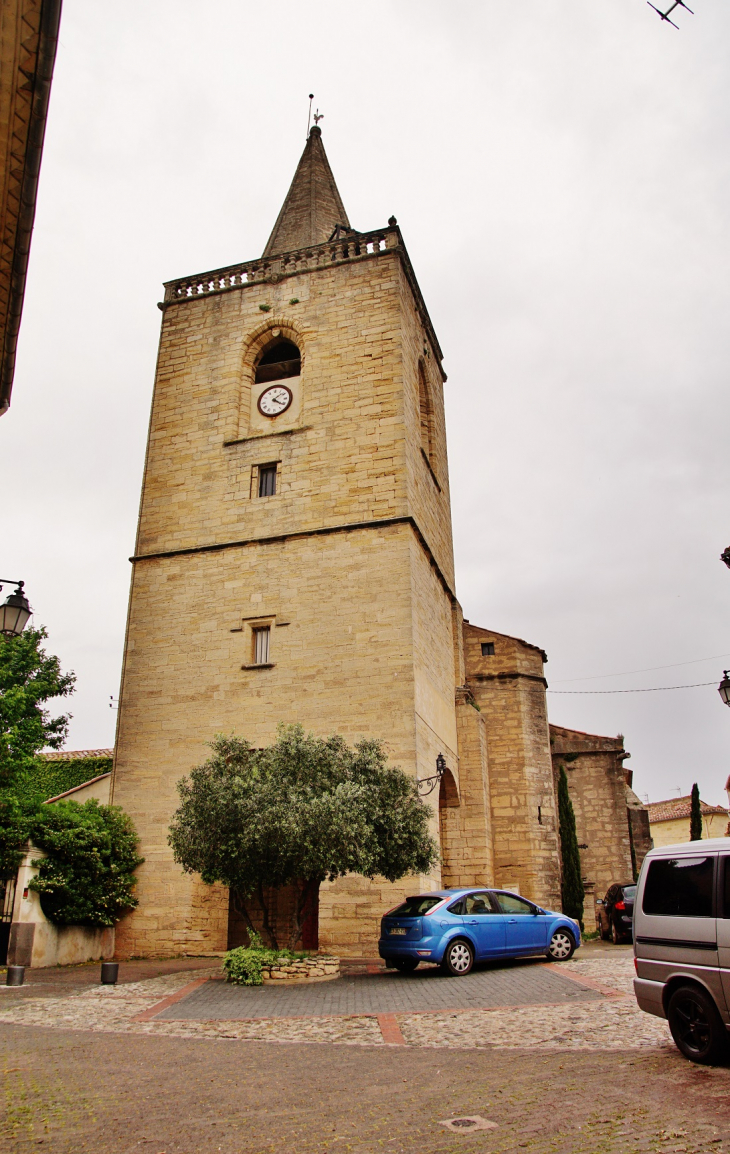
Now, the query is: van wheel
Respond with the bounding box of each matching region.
[440,939,474,976]
[392,959,419,974]
[667,985,729,1065]
[548,929,575,961]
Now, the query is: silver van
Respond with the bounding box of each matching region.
[634,838,730,1064]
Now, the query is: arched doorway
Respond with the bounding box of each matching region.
[438,767,460,888]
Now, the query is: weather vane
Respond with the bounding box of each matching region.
[647,0,693,28]
[307,94,324,137]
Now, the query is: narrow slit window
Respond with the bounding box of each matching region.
[258,464,277,497]
[481,642,495,656]
[253,627,270,665]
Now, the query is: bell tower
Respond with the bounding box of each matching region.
[112,127,463,957]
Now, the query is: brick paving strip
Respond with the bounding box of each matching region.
[0,951,674,1052]
[132,976,212,1022]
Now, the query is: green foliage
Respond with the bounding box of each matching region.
[557,765,585,927]
[169,723,439,948]
[29,800,144,927]
[690,782,703,841]
[0,792,37,882]
[223,932,303,986]
[0,626,75,795]
[14,755,113,806]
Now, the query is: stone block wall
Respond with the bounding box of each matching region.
[462,624,561,909]
[549,725,638,932]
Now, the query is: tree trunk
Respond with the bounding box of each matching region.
[230,890,258,946]
[257,880,278,949]
[287,878,320,952]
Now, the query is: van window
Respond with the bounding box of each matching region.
[643,856,714,918]
[721,857,730,919]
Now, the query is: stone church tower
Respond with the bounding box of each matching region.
[111,126,585,958]
[112,126,475,957]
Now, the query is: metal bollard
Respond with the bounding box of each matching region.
[100,961,119,985]
[6,965,25,986]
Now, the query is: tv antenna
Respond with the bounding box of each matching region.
[647,0,693,29]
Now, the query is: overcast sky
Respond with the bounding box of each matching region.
[2,0,729,806]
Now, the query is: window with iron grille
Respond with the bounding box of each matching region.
[258,464,277,497]
[253,626,270,665]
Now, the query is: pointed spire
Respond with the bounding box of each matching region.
[262,127,351,258]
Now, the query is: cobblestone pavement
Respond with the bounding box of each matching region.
[0,944,673,1051]
[3,946,729,1153]
[2,1022,730,1154]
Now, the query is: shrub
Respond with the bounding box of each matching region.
[222,931,303,986]
[29,799,143,926]
[557,764,585,927]
[0,791,36,882]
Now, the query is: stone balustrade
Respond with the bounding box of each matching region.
[163,228,398,304]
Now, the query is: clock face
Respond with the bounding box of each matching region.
[258,385,293,417]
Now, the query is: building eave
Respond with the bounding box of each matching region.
[0,0,62,417]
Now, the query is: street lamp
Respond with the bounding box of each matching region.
[719,671,730,709]
[0,580,31,638]
[721,546,730,571]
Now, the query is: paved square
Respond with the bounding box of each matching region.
[156,959,600,1019]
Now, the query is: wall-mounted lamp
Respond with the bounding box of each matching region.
[418,753,448,797]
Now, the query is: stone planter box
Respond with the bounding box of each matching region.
[261,955,340,984]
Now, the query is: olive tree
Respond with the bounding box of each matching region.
[168,724,439,949]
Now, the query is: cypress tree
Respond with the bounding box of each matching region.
[557,765,585,927]
[690,782,703,841]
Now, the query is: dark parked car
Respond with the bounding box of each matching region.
[597,882,636,943]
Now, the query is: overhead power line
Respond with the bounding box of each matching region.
[549,682,716,695]
[553,653,730,685]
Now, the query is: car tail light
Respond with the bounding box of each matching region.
[614,900,626,910]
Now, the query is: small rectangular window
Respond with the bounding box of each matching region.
[643,856,714,918]
[481,642,495,656]
[258,464,277,498]
[253,626,270,665]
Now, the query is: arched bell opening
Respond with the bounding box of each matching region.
[255,338,301,384]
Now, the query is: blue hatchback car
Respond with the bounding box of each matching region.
[379,888,581,975]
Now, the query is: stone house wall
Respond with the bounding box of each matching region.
[549,725,640,931]
[462,624,562,910]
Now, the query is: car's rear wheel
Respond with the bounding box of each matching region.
[548,929,575,961]
[667,984,729,1065]
[611,921,621,945]
[392,958,419,974]
[440,939,474,976]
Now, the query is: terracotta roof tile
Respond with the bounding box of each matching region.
[39,749,113,761]
[647,795,728,822]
